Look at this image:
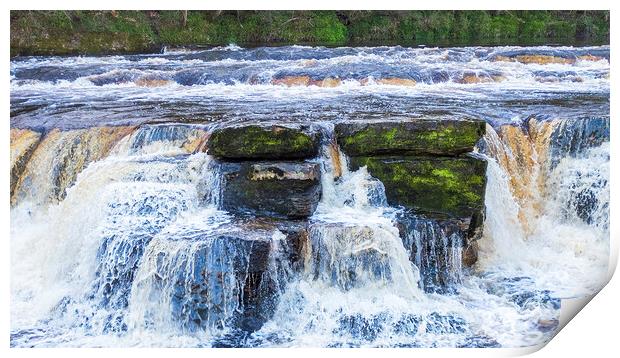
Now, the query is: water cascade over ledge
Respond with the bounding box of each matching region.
[10,44,609,348]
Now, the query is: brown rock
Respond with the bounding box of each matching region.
[135,78,172,87]
[328,142,343,179]
[515,55,575,65]
[462,240,479,267]
[271,75,312,87]
[578,54,605,62]
[459,74,494,84]
[493,55,575,65]
[10,128,42,199]
[311,77,341,87]
[376,78,417,86]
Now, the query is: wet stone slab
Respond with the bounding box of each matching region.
[220,161,322,218]
[207,124,321,160]
[335,119,486,157]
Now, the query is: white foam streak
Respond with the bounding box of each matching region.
[478,142,609,297]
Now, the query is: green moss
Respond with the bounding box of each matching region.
[350,155,487,218]
[336,120,485,157]
[208,125,319,159]
[311,12,347,44]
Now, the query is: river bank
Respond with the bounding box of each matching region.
[10,10,610,56]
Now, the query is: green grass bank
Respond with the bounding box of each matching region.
[10,10,610,56]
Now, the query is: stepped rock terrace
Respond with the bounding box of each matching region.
[10,43,610,348]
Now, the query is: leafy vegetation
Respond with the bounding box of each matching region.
[10,10,610,56]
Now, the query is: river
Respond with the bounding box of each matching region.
[10,44,610,348]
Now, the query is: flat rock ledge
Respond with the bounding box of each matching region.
[208,124,320,160]
[335,119,485,157]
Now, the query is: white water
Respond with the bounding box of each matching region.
[249,137,560,347]
[10,127,233,346]
[10,45,609,133]
[9,45,610,348]
[478,132,609,298]
[10,119,610,348]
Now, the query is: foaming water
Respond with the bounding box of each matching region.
[246,140,558,348]
[9,128,599,348]
[478,125,609,297]
[11,45,609,131]
[10,125,233,346]
[10,45,610,348]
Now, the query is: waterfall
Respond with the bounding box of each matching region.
[11,126,135,207]
[12,125,247,342]
[309,128,423,298]
[251,133,494,347]
[399,217,464,293]
[10,118,607,348]
[477,119,609,297]
[10,44,610,348]
[480,119,558,235]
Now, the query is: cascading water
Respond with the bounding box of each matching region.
[250,133,558,348]
[10,44,610,348]
[11,124,288,346]
[477,121,610,297]
[399,217,465,293]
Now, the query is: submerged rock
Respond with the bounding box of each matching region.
[208,125,320,160]
[493,54,576,65]
[548,116,610,168]
[234,216,309,271]
[138,224,277,332]
[349,155,487,218]
[220,161,322,218]
[375,78,417,86]
[124,123,209,154]
[272,76,343,87]
[312,77,342,87]
[335,119,485,157]
[577,54,606,62]
[537,318,559,333]
[271,75,312,86]
[458,73,505,84]
[306,223,397,291]
[397,213,479,293]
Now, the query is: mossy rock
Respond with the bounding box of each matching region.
[220,161,322,218]
[349,155,487,218]
[335,119,485,157]
[208,125,320,160]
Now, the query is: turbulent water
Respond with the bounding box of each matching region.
[10,44,610,348]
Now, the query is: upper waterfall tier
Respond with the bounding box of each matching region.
[10,45,609,131]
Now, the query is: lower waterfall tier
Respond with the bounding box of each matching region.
[9,113,609,347]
